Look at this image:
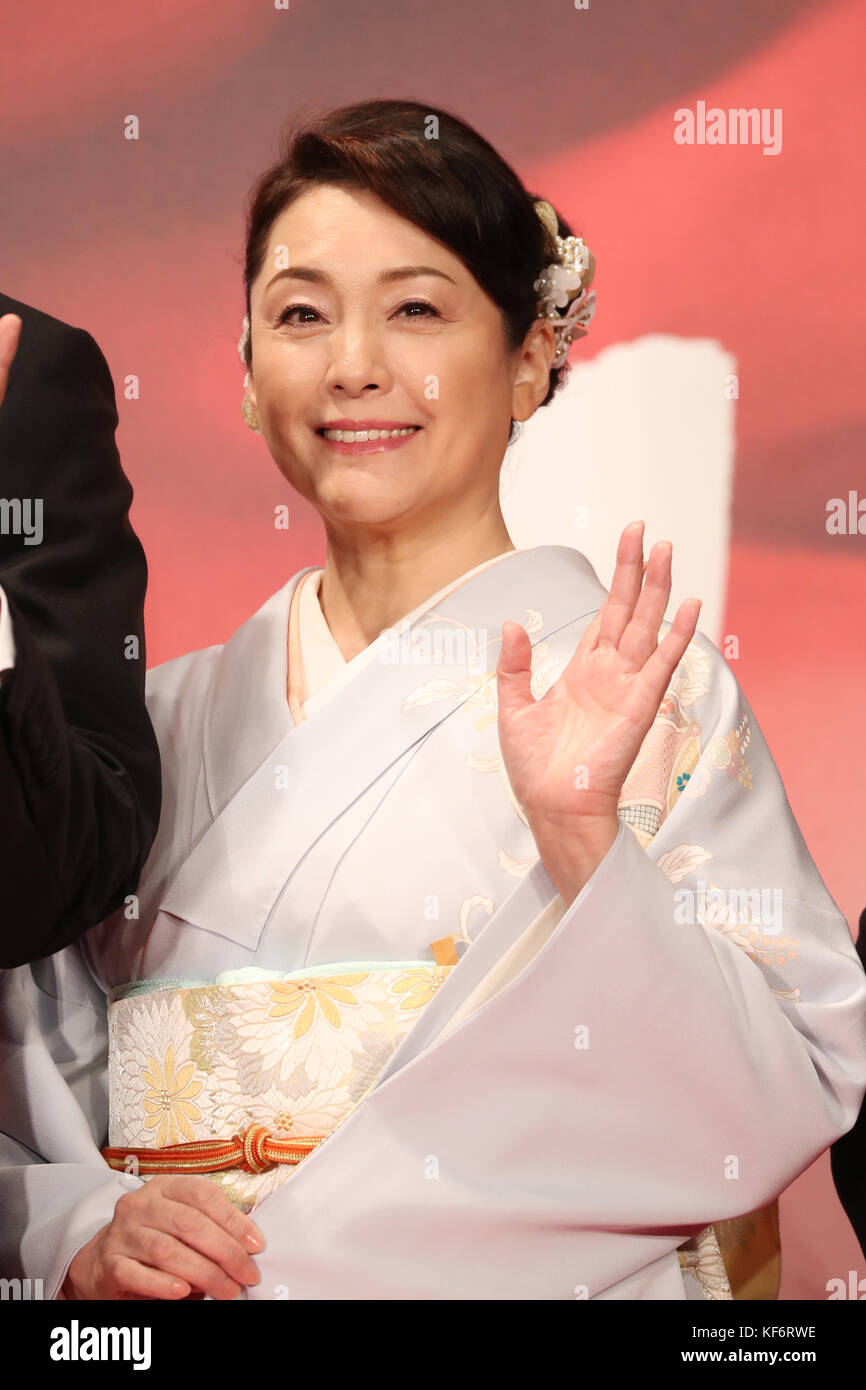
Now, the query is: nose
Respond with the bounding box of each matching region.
[324,316,391,396]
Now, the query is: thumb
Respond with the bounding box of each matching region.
[497,620,534,721]
[0,314,22,409]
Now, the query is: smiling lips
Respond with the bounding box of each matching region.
[316,420,422,453]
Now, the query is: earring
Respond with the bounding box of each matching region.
[241,394,262,433]
[240,369,262,433]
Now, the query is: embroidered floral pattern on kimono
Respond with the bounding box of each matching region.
[109,966,452,1208]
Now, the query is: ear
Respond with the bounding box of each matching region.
[510,319,556,423]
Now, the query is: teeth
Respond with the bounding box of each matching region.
[321,426,419,442]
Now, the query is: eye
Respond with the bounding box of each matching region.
[395,300,440,320]
[275,299,441,329]
[276,304,323,326]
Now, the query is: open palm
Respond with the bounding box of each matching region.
[496,521,702,830]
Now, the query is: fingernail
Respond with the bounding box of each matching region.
[245,1230,264,1252]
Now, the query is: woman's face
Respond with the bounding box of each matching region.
[246,184,553,541]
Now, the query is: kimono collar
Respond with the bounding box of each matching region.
[200,545,606,822]
[159,544,609,951]
[201,569,310,819]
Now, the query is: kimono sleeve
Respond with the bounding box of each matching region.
[245,632,866,1299]
[0,942,142,1296]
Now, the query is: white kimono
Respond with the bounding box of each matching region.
[1,543,865,1301]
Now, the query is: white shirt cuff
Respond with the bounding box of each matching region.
[0,584,17,675]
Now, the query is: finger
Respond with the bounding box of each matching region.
[496,620,534,722]
[130,1225,247,1301]
[158,1175,264,1252]
[155,1195,261,1288]
[0,314,22,406]
[574,608,603,656]
[618,540,673,668]
[106,1252,191,1301]
[121,1179,261,1287]
[635,599,702,709]
[597,521,645,648]
[0,314,22,365]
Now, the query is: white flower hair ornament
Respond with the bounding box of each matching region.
[532,198,597,370]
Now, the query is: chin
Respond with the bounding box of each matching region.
[324,502,414,528]
[314,469,415,506]
[318,486,422,527]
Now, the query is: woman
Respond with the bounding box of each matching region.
[1,98,864,1302]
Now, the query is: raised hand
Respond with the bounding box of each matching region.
[0,313,22,409]
[496,520,701,904]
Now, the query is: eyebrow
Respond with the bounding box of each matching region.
[264,264,457,291]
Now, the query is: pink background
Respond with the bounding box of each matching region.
[1,0,864,1299]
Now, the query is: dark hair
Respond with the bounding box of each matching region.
[242,98,589,442]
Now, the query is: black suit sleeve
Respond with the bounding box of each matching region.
[0,305,161,967]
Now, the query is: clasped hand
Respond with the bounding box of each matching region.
[62,1175,264,1300]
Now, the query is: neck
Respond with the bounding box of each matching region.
[316,513,515,663]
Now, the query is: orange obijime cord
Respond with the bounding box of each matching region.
[102,1124,326,1175]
